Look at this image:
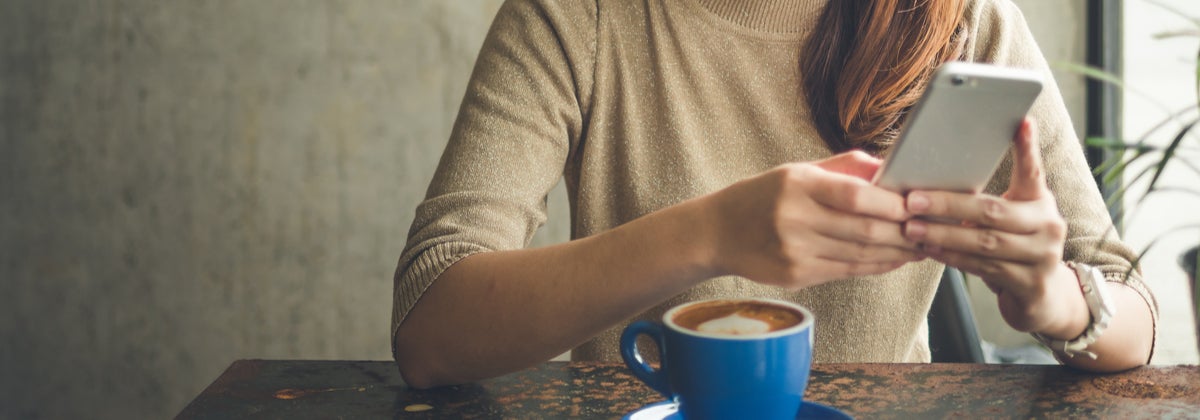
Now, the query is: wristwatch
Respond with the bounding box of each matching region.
[1033,261,1117,360]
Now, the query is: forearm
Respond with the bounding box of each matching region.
[394,197,718,388]
[396,153,919,388]
[1056,282,1154,372]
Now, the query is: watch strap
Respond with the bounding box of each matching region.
[1033,262,1116,360]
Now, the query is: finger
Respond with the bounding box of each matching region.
[906,190,1044,233]
[805,204,918,249]
[806,172,910,222]
[903,218,1056,262]
[920,247,1025,288]
[1005,118,1046,202]
[815,150,883,181]
[980,277,1002,295]
[813,258,908,279]
[925,249,1045,307]
[803,234,922,263]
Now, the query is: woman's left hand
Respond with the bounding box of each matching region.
[901,119,1086,336]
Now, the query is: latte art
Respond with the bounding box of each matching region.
[672,299,804,335]
[696,313,770,335]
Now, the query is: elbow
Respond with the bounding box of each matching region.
[394,329,466,389]
[1063,342,1152,373]
[1112,342,1154,372]
[396,359,439,390]
[394,339,443,389]
[1121,342,1154,371]
[1076,353,1147,374]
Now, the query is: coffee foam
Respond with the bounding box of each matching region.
[695,313,771,335]
[672,300,804,335]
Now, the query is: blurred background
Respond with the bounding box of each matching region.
[1,1,1195,419]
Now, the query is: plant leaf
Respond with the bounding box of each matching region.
[1107,157,1170,211]
[1060,62,1125,88]
[1098,137,1162,188]
[1086,138,1158,153]
[1144,119,1199,194]
[1125,224,1200,278]
[1143,186,1200,202]
[1102,158,1130,187]
[1104,162,1155,209]
[1132,105,1200,149]
[1146,0,1200,29]
[1152,29,1200,40]
[1058,62,1177,116]
[1091,146,1128,177]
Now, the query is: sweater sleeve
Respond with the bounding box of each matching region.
[391,0,597,358]
[965,0,1158,359]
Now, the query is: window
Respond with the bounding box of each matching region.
[1119,0,1200,364]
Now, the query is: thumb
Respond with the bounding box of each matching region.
[816,150,883,181]
[1004,118,1046,201]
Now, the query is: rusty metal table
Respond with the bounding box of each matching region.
[176,360,1200,419]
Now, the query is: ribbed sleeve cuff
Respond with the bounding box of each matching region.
[391,242,489,360]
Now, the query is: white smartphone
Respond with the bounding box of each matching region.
[872,62,1044,193]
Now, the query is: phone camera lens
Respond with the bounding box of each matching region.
[951,76,966,86]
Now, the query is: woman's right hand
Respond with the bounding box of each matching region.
[706,151,922,289]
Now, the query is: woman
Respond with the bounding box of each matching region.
[392,0,1157,388]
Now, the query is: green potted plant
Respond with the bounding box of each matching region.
[1069,0,1200,353]
[1182,245,1198,350]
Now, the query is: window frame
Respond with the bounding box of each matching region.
[1086,0,1124,228]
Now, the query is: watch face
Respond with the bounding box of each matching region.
[1093,272,1114,309]
[1037,262,1114,360]
[1078,264,1115,318]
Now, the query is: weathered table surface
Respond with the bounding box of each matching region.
[176,360,1200,419]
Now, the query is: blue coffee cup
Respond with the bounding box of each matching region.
[620,298,814,420]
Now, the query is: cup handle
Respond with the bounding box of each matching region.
[619,320,671,398]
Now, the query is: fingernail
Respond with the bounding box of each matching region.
[904,220,926,239]
[908,192,930,213]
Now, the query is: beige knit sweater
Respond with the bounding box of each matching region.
[394,0,1157,363]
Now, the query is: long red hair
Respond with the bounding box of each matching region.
[803,0,967,154]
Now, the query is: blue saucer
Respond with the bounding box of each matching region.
[624,401,853,420]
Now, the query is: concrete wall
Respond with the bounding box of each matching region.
[0,1,1090,419]
[0,1,547,418]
